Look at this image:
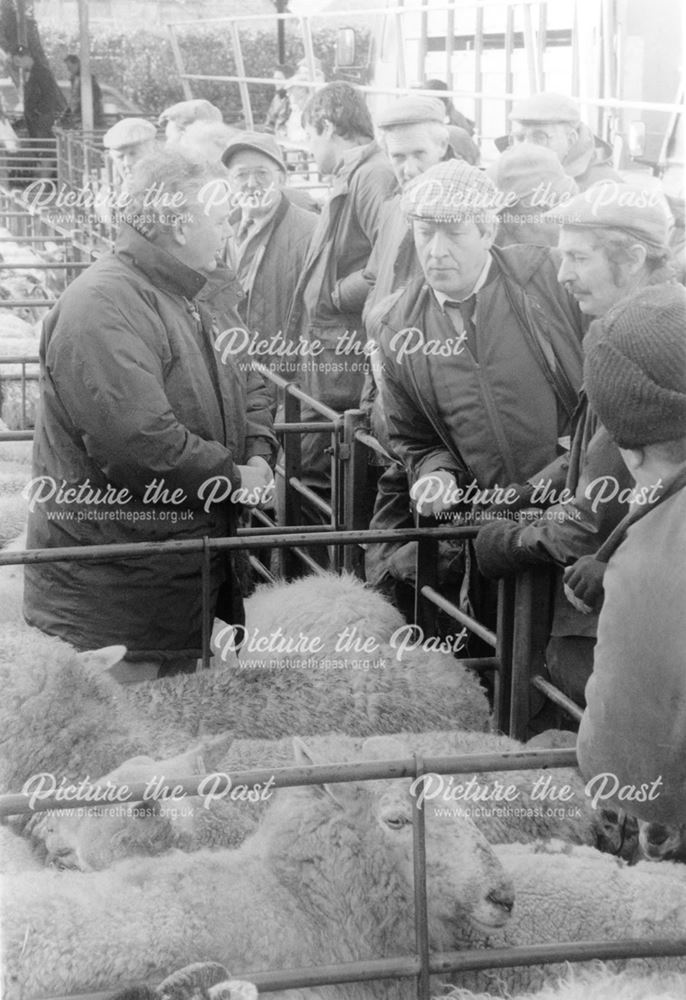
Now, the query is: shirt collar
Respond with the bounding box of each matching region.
[433,251,492,311]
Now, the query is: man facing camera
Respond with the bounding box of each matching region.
[24,150,277,681]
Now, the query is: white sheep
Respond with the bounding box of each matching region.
[1,740,516,1000]
[448,841,686,995]
[0,822,44,873]
[445,962,686,999]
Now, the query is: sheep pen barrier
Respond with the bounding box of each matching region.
[2,748,686,1000]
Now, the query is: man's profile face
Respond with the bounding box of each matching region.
[413,217,494,300]
[384,123,448,189]
[110,141,155,180]
[226,149,283,215]
[175,196,232,273]
[557,228,635,316]
[510,119,575,161]
[305,121,337,175]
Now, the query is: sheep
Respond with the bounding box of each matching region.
[444,963,686,1000]
[0,823,43,873]
[447,841,686,995]
[108,962,258,1000]
[638,819,686,864]
[0,739,516,1000]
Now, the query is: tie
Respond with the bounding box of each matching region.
[444,295,477,360]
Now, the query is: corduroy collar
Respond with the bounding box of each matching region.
[114,222,207,300]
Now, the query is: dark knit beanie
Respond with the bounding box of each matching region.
[584,284,686,448]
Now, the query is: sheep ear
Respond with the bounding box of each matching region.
[76,645,127,673]
[292,737,343,808]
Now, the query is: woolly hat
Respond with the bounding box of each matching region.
[509,92,580,124]
[401,159,500,223]
[584,284,686,448]
[487,142,577,208]
[103,117,157,150]
[544,182,673,251]
[376,96,446,129]
[221,131,285,172]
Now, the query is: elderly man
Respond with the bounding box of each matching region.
[373,160,584,615]
[103,117,157,180]
[503,92,621,191]
[576,285,686,825]
[284,81,396,491]
[24,150,276,682]
[220,132,316,396]
[475,183,675,706]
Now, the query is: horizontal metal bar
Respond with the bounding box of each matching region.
[0,356,39,363]
[273,421,334,433]
[0,526,481,567]
[458,656,500,672]
[0,261,89,269]
[420,585,498,648]
[0,300,55,307]
[0,748,579,817]
[0,430,33,440]
[532,676,584,722]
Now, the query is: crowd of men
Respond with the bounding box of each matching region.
[21,82,686,825]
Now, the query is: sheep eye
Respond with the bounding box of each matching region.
[385,815,411,830]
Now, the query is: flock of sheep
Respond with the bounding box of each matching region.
[0,228,685,1000]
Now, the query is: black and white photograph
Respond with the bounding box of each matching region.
[0,0,685,998]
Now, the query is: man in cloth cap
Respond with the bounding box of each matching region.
[475,182,676,707]
[372,159,584,620]
[103,117,157,181]
[575,284,686,825]
[219,131,317,406]
[501,92,621,192]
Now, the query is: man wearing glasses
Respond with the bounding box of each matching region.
[502,92,621,192]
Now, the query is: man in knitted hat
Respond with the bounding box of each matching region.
[218,132,316,406]
[371,158,584,619]
[575,284,686,825]
[103,117,157,180]
[475,181,675,708]
[503,91,621,191]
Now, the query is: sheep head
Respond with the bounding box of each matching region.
[638,819,686,863]
[259,738,514,954]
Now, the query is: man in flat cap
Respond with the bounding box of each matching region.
[475,182,676,707]
[160,99,223,144]
[575,284,686,826]
[103,117,157,181]
[219,132,316,402]
[503,91,621,192]
[372,159,584,621]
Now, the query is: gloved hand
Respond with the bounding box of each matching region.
[410,470,458,516]
[563,555,607,614]
[474,518,536,579]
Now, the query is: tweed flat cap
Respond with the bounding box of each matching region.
[376,96,446,129]
[159,100,222,128]
[402,159,500,222]
[488,142,577,206]
[103,117,157,150]
[509,92,580,124]
[584,285,686,448]
[221,131,285,172]
[544,182,673,249]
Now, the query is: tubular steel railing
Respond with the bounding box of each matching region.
[2,749,685,999]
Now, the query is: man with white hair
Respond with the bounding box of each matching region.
[475,183,676,706]
[159,99,223,144]
[371,159,584,614]
[24,149,276,681]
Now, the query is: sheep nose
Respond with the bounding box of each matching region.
[486,887,514,914]
[647,825,670,845]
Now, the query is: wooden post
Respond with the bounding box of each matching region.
[78,0,94,132]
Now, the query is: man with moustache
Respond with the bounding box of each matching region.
[220,132,316,401]
[372,160,584,621]
[475,183,675,706]
[23,150,276,682]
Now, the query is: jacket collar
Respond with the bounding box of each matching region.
[331,139,381,188]
[115,222,207,300]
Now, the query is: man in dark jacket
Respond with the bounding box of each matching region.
[475,185,675,705]
[220,131,316,406]
[23,150,277,681]
[284,81,397,490]
[61,54,105,130]
[12,46,66,138]
[373,160,584,602]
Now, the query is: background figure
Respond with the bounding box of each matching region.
[61,54,105,130]
[487,142,578,246]
[159,99,223,144]
[103,117,157,181]
[176,121,239,165]
[11,45,65,139]
[264,67,292,138]
[418,79,476,136]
